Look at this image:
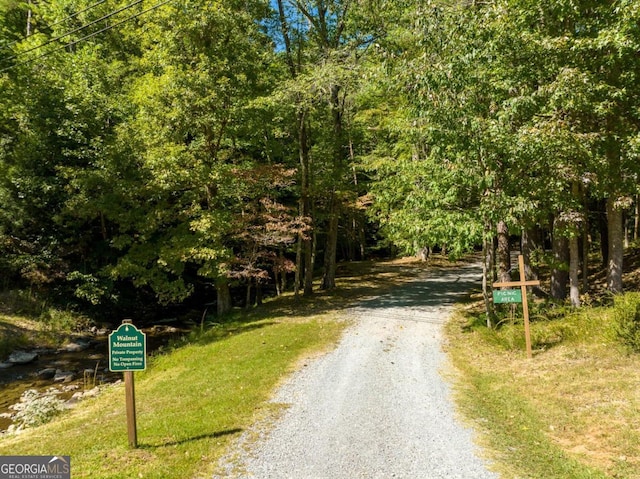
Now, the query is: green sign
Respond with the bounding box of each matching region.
[493,289,522,304]
[109,322,146,371]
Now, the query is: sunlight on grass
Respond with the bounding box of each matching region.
[446,298,640,479]
[0,317,345,478]
[0,258,438,477]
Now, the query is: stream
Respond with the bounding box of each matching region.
[0,323,188,432]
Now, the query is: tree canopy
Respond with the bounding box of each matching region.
[1,0,638,320]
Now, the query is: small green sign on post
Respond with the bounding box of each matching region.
[109,320,146,448]
[109,321,146,372]
[492,255,541,359]
[492,289,523,304]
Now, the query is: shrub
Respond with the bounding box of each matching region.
[613,293,640,352]
[0,290,47,316]
[39,308,92,333]
[9,388,66,430]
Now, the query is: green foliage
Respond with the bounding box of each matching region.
[2,0,640,314]
[66,272,113,306]
[356,0,640,304]
[0,0,26,54]
[0,289,47,316]
[613,292,640,352]
[38,308,91,333]
[0,0,307,312]
[8,388,66,430]
[473,303,610,354]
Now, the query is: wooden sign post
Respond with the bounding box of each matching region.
[492,255,540,359]
[124,370,137,448]
[109,319,147,448]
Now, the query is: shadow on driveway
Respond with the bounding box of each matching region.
[351,262,483,322]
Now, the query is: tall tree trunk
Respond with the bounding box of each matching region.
[569,181,581,307]
[358,217,366,260]
[216,278,231,315]
[607,196,624,294]
[256,282,263,306]
[281,252,288,294]
[296,222,314,297]
[346,215,355,261]
[523,225,547,298]
[582,195,590,291]
[275,248,284,296]
[26,0,32,37]
[320,82,346,291]
[303,235,314,295]
[303,202,315,296]
[321,197,339,290]
[245,279,252,309]
[298,112,314,297]
[294,232,302,297]
[624,210,630,248]
[496,220,510,283]
[482,221,495,327]
[582,217,590,291]
[276,0,296,76]
[569,232,580,307]
[282,270,287,296]
[551,216,569,301]
[635,195,639,240]
[346,211,365,261]
[350,149,366,261]
[277,0,315,297]
[597,198,609,269]
[521,226,540,280]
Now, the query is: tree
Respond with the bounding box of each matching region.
[362,1,525,320]
[272,0,382,293]
[363,0,640,317]
[0,37,124,297]
[515,0,640,295]
[99,0,287,313]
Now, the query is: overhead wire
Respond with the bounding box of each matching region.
[0,0,109,53]
[2,0,145,62]
[47,0,110,29]
[0,0,175,73]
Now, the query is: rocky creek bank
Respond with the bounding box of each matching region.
[0,323,184,433]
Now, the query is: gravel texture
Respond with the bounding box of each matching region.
[214,262,499,479]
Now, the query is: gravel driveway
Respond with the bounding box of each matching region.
[214,261,499,479]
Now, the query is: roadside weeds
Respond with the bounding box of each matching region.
[446,299,640,479]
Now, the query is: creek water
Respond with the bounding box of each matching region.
[0,325,186,431]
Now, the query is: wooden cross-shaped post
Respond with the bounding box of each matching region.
[492,254,540,359]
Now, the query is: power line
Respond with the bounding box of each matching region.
[0,0,175,74]
[48,0,110,29]
[3,0,145,63]
[0,0,109,53]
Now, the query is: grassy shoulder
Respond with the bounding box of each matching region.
[0,306,346,478]
[446,295,640,479]
[5,256,639,479]
[0,258,434,477]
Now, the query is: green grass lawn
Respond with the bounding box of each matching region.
[0,313,345,478]
[446,297,640,479]
[0,258,424,479]
[3,257,640,479]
